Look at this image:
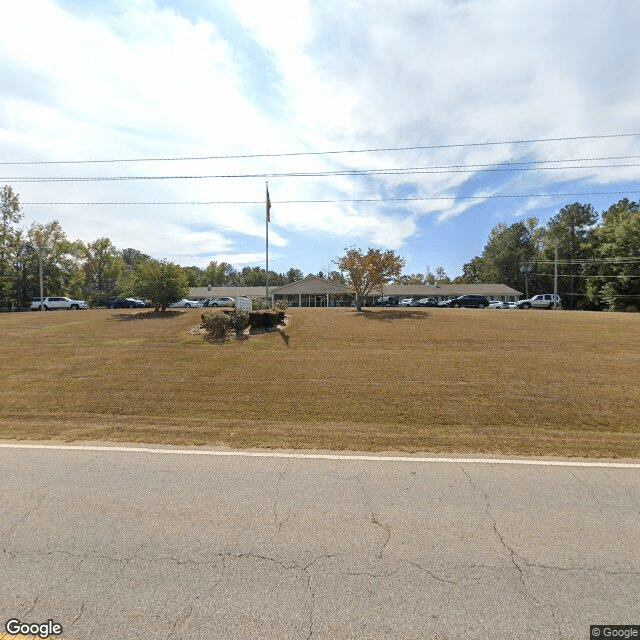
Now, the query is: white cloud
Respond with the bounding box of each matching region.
[1,0,639,274]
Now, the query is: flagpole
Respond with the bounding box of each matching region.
[265,182,270,307]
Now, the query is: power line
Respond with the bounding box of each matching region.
[529,272,639,279]
[528,258,640,264]
[4,159,640,183]
[21,190,640,206]
[2,132,639,165]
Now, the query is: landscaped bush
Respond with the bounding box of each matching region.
[231,309,250,334]
[201,309,252,340]
[251,298,268,310]
[201,311,232,339]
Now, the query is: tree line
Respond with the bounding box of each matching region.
[0,185,350,309]
[458,200,640,311]
[1,184,638,311]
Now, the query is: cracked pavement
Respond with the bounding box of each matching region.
[0,447,638,639]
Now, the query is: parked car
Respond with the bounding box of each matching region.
[418,297,439,307]
[108,298,147,309]
[373,296,400,307]
[115,298,147,309]
[489,300,516,309]
[399,298,415,307]
[206,297,235,307]
[31,296,88,311]
[168,299,201,308]
[516,294,562,309]
[447,295,490,308]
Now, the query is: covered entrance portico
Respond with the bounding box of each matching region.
[271,277,353,307]
[280,292,353,307]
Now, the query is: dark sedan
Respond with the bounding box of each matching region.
[447,295,490,308]
[108,298,148,309]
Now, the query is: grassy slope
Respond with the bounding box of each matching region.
[1,307,638,458]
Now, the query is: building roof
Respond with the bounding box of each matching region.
[376,283,522,297]
[190,286,267,299]
[271,276,352,295]
[189,278,522,299]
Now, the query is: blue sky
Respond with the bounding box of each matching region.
[1,0,640,279]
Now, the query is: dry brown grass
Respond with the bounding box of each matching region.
[1,306,639,458]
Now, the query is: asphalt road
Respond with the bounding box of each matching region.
[1,444,638,640]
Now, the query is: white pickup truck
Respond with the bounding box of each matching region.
[31,296,89,311]
[516,294,562,309]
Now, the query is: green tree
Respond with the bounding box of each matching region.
[586,199,640,311]
[203,260,236,286]
[238,266,265,286]
[327,270,346,284]
[27,221,84,301]
[0,185,23,307]
[336,247,405,311]
[543,203,598,309]
[121,259,188,312]
[234,266,287,287]
[121,247,151,272]
[82,237,124,303]
[434,266,450,284]
[480,218,541,291]
[183,265,205,287]
[457,256,490,284]
[393,273,426,285]
[285,268,304,283]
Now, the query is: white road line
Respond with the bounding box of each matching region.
[0,443,639,468]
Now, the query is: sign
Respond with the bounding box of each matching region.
[235,296,252,312]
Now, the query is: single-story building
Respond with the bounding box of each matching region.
[190,277,521,307]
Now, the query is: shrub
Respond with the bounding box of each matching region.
[275,299,289,310]
[201,311,232,340]
[231,309,250,334]
[252,298,268,310]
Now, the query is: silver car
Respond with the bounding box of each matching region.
[168,299,201,308]
[207,297,236,307]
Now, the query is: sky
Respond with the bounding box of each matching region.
[1,0,639,279]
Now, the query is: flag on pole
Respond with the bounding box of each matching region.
[266,183,271,222]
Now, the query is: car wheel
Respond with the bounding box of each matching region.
[43,305,49,311]
[523,303,531,309]
[71,304,79,310]
[548,303,554,309]
[212,303,218,307]
[453,303,460,308]
[185,303,191,308]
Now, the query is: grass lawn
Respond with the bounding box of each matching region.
[1,306,638,458]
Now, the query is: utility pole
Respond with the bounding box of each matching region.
[265,183,271,307]
[520,265,531,299]
[33,228,45,311]
[554,245,558,310]
[38,247,44,310]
